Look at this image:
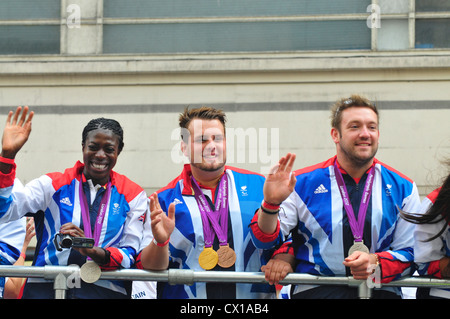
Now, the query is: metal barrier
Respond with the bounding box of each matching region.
[1,265,450,299]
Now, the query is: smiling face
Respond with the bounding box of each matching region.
[82,128,120,185]
[331,106,379,170]
[182,118,226,173]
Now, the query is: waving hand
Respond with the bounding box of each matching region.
[1,106,34,159]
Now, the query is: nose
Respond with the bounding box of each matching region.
[359,126,371,138]
[94,148,107,159]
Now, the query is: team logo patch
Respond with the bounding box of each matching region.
[314,184,328,194]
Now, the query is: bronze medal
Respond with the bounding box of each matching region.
[217,244,236,268]
[198,247,219,270]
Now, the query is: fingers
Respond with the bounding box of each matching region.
[284,153,296,172]
[276,153,296,173]
[289,171,297,188]
[6,106,34,129]
[261,259,292,285]
[59,222,85,237]
[343,252,372,280]
[167,202,176,221]
[149,192,160,212]
[268,163,280,175]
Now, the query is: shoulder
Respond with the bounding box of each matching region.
[225,166,264,178]
[110,170,145,202]
[374,159,414,184]
[46,162,82,190]
[294,157,335,177]
[157,173,184,195]
[426,187,441,204]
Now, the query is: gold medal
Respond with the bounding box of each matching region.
[217,244,236,268]
[198,247,219,270]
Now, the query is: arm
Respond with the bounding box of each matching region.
[0,107,38,222]
[257,153,296,234]
[3,217,35,299]
[261,241,295,285]
[439,257,450,278]
[138,192,175,271]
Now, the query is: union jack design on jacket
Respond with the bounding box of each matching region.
[251,156,421,296]
[0,161,148,296]
[414,188,450,298]
[139,164,272,299]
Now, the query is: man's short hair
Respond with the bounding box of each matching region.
[330,94,379,131]
[178,106,227,141]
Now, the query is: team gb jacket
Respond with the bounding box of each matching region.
[139,164,273,299]
[0,161,148,296]
[414,188,450,299]
[251,156,421,296]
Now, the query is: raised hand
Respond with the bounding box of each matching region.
[149,192,175,245]
[1,106,34,159]
[263,153,297,205]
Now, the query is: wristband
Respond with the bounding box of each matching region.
[262,200,281,211]
[0,156,15,165]
[20,252,26,259]
[371,253,380,273]
[260,204,279,215]
[153,238,170,247]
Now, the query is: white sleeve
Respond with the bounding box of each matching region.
[0,176,54,224]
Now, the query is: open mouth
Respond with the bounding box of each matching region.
[91,162,109,171]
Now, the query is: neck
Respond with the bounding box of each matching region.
[336,156,374,180]
[190,165,225,188]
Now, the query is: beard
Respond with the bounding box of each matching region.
[190,159,226,172]
[190,150,226,172]
[338,141,378,168]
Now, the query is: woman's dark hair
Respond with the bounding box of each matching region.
[401,169,450,242]
[82,118,124,153]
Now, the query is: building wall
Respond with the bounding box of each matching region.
[1,52,449,198]
[1,0,450,198]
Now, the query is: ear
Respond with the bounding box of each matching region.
[180,140,188,157]
[331,127,340,144]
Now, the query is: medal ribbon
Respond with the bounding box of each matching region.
[334,160,375,243]
[191,175,229,248]
[79,177,111,246]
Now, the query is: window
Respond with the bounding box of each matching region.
[103,0,371,53]
[0,0,449,55]
[0,1,60,54]
[416,0,450,48]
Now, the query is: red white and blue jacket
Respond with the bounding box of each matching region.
[0,187,26,298]
[251,156,421,296]
[414,188,450,298]
[0,161,148,296]
[138,164,273,299]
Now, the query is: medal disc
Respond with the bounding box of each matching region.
[199,247,219,270]
[217,244,236,268]
[348,241,370,256]
[80,261,101,283]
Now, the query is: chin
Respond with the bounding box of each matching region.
[192,161,225,172]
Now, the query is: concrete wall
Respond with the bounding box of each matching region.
[1,52,449,198]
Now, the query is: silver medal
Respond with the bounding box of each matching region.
[348,240,370,256]
[80,260,101,283]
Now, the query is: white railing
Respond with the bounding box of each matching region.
[1,265,450,299]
